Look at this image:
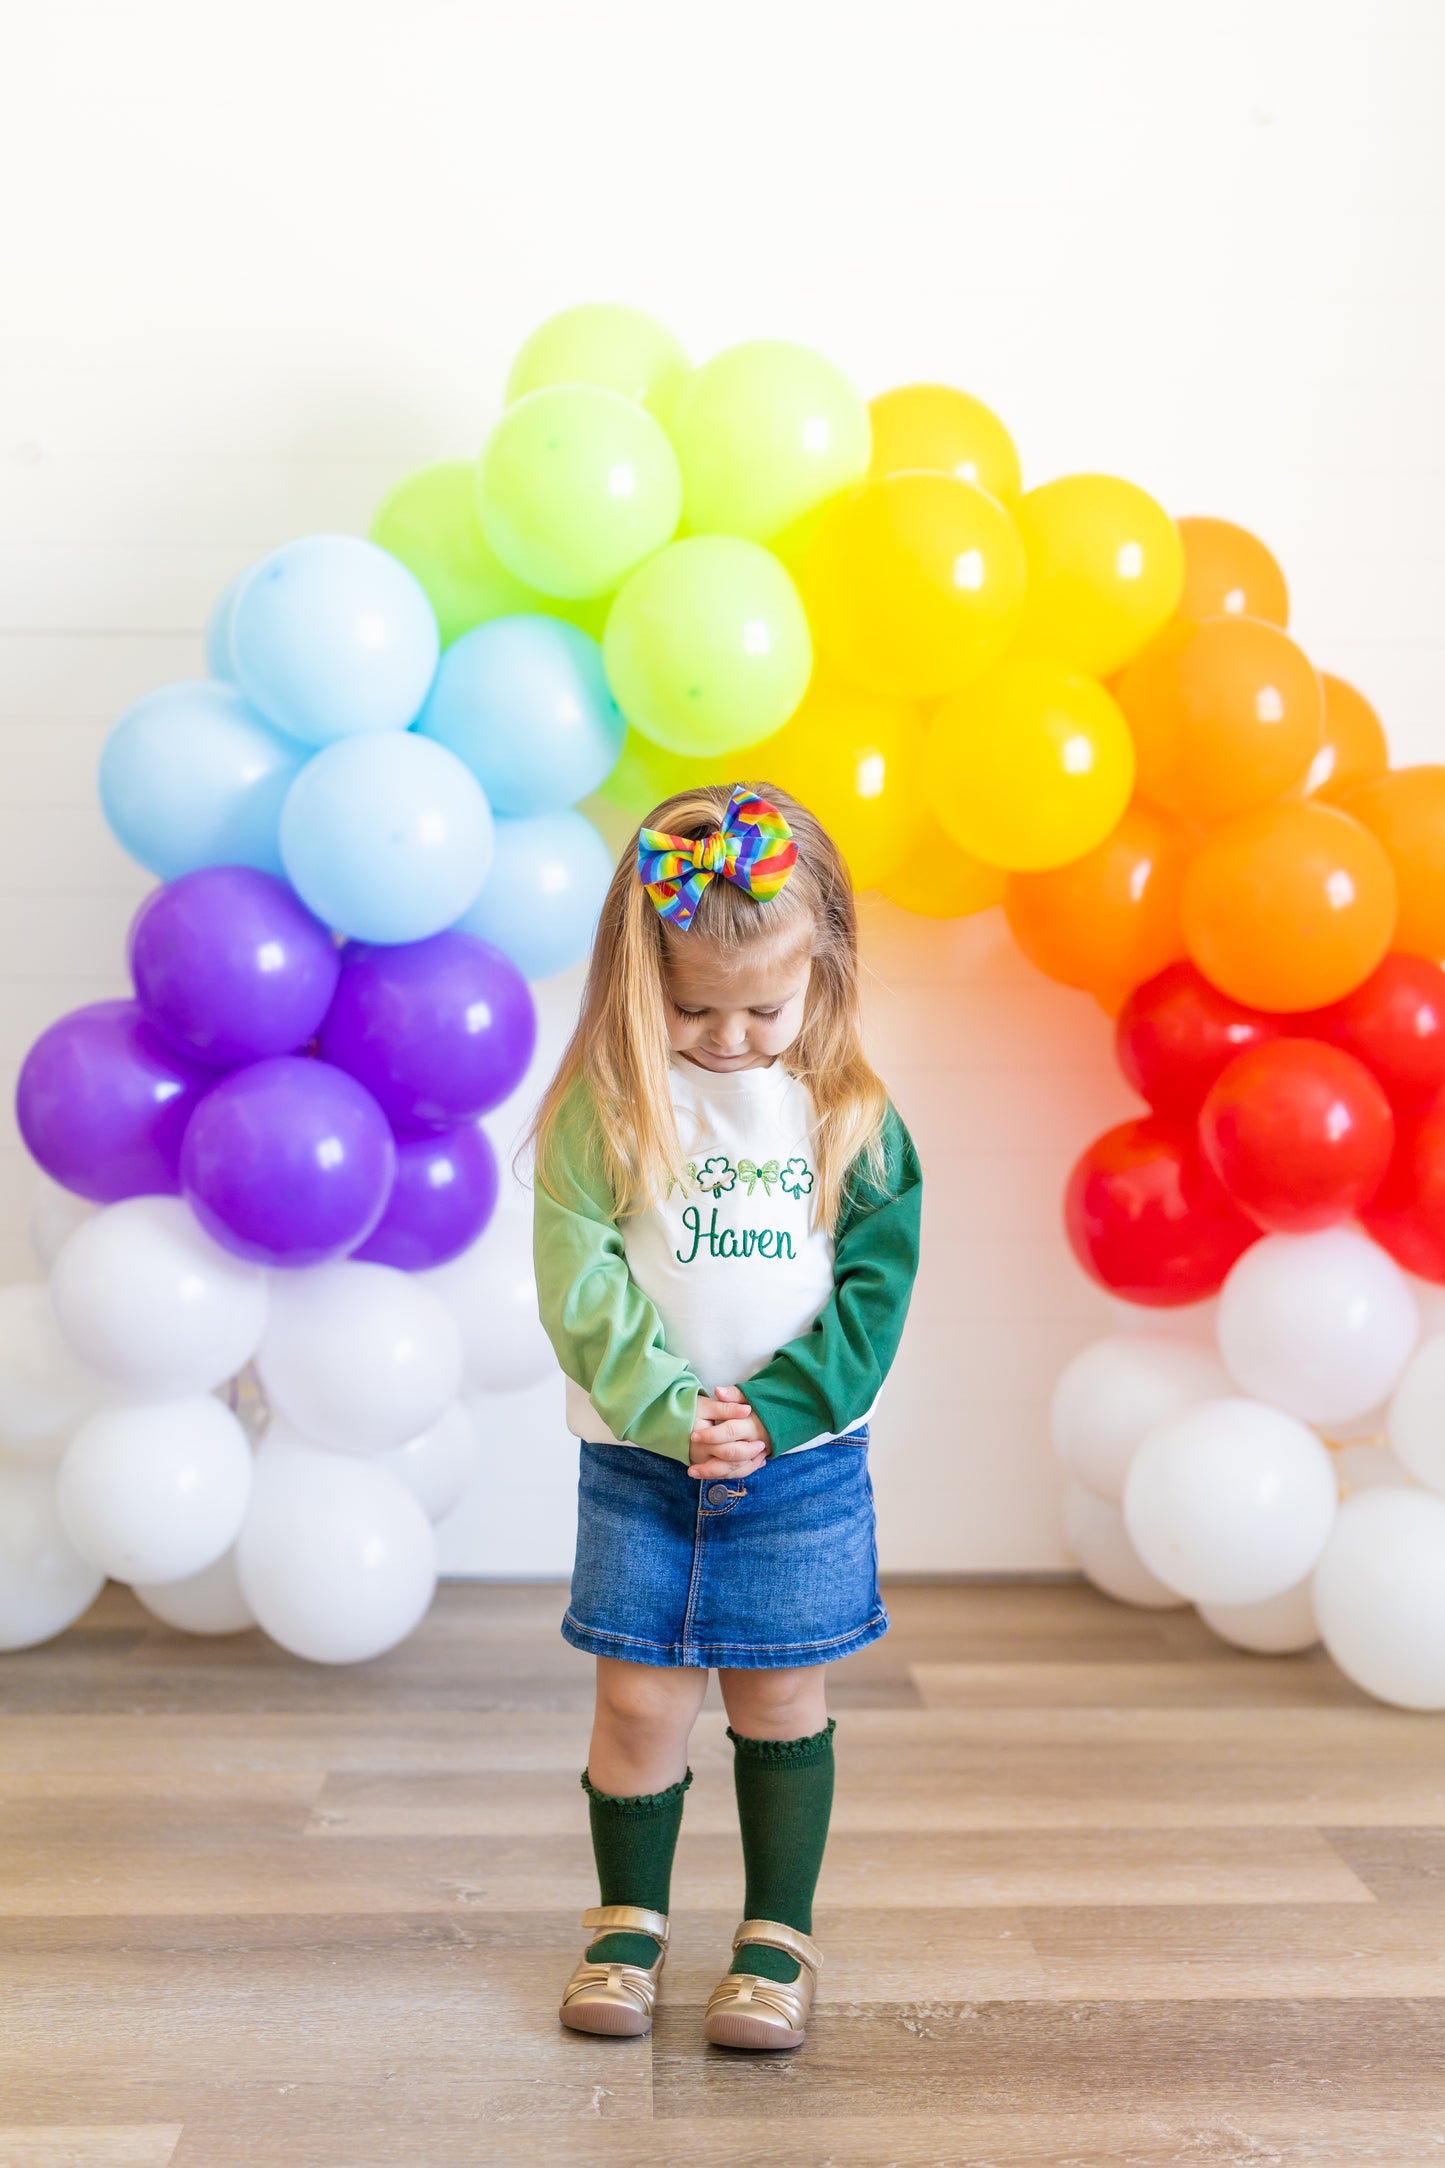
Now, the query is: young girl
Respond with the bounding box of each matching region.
[531,781,921,2052]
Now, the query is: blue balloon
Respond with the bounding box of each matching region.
[279,732,494,944]
[453,808,615,980]
[416,613,624,817]
[231,534,440,747]
[99,681,308,880]
[203,569,248,681]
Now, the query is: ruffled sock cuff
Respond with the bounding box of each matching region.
[726,1717,836,1766]
[580,1766,694,1813]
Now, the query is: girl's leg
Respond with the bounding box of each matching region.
[583,1656,709,1966]
[717,1665,834,1984]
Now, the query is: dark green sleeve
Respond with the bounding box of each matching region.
[742,1103,922,1454]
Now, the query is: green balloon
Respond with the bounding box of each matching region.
[604,536,813,758]
[477,385,682,602]
[371,461,608,646]
[668,340,871,544]
[596,727,730,819]
[369,462,538,647]
[506,303,690,424]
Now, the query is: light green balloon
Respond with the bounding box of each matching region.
[506,303,691,424]
[370,461,606,646]
[477,385,682,602]
[668,340,871,544]
[604,536,813,758]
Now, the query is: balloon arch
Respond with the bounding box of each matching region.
[4,304,1445,1711]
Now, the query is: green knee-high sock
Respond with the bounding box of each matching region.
[581,1768,692,1968]
[728,1719,836,1986]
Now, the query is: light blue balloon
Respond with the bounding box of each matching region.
[203,569,248,681]
[279,731,494,944]
[416,613,624,817]
[99,680,308,880]
[454,809,615,980]
[231,534,441,748]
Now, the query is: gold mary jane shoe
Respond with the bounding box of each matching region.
[702,1918,821,2052]
[558,1904,669,2038]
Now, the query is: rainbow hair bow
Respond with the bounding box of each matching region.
[637,785,798,931]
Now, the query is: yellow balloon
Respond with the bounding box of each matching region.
[803,473,1027,701]
[926,658,1136,871]
[755,681,923,892]
[1014,474,1185,677]
[881,815,1006,918]
[868,384,1022,502]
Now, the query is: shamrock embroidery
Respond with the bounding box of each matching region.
[737,1156,780,1197]
[780,1156,814,1199]
[695,1155,737,1195]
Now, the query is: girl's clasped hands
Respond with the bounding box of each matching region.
[689,1383,772,1479]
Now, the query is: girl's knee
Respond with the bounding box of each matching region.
[595,1658,701,1734]
[720,1664,827,1739]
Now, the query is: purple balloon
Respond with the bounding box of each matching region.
[17,999,213,1202]
[179,1055,395,1267]
[318,931,537,1131]
[353,1121,500,1272]
[129,865,340,1069]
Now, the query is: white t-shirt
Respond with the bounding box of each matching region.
[565,1052,872,1453]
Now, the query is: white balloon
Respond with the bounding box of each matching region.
[29,1181,95,1273]
[377,1401,480,1523]
[1050,1336,1232,1504]
[1312,1486,1445,1709]
[1197,1578,1321,1653]
[0,1283,109,1460]
[0,1462,105,1650]
[420,1204,554,1393]
[57,1398,252,1584]
[1124,1397,1338,1606]
[257,1261,462,1453]
[237,1437,437,1663]
[1386,1333,1445,1493]
[51,1198,268,1398]
[1218,1229,1419,1426]
[1062,1481,1189,1609]
[133,1545,256,1635]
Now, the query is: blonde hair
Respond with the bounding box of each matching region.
[531,782,889,1230]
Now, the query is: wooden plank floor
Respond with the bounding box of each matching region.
[5,1580,1445,2167]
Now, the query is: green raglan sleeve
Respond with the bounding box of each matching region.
[741,1102,922,1456]
[532,1083,701,1463]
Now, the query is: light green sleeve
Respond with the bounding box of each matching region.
[532,1082,700,1463]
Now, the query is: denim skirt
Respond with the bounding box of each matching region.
[562,1430,888,1670]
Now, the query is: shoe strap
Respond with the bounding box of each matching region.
[582,1903,670,1945]
[732,1917,821,1973]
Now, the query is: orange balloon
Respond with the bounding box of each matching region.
[1181,801,1397,1012]
[1176,517,1289,627]
[867,384,1022,502]
[1306,674,1389,804]
[1118,615,1324,824]
[1003,801,1189,997]
[882,814,1006,919]
[1344,766,1445,960]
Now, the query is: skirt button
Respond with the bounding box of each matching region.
[705,1482,730,1506]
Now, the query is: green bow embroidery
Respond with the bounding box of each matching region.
[737,1156,781,1197]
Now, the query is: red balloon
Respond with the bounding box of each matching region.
[1065,1115,1259,1305]
[1115,961,1280,1118]
[1363,1098,1445,1281]
[1199,1039,1394,1232]
[1308,954,1445,1112]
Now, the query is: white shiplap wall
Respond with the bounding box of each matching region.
[2,0,1442,1573]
